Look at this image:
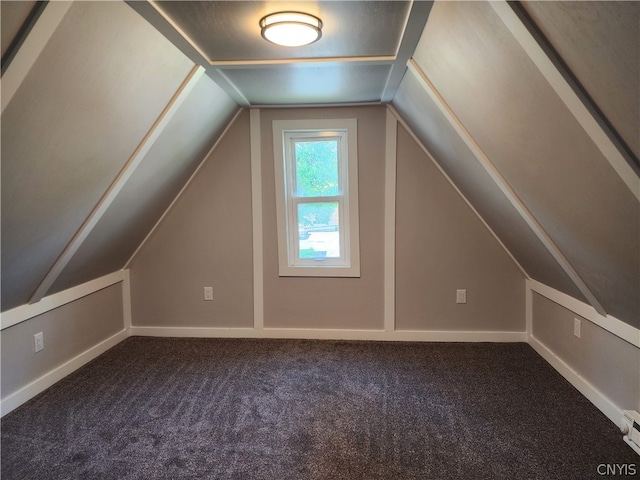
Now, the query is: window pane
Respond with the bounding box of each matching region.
[298,202,340,259]
[294,140,339,197]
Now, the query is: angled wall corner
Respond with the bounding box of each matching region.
[1,1,194,311]
[129,110,254,329]
[48,74,239,295]
[406,0,639,328]
[393,120,526,332]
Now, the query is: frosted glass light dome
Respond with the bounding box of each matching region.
[260,12,322,47]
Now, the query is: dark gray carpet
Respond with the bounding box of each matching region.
[2,337,637,479]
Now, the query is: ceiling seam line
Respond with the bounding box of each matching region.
[406,59,607,316]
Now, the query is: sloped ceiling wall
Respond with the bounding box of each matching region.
[522,1,639,161]
[0,1,37,59]
[1,2,238,311]
[393,1,639,328]
[2,1,637,334]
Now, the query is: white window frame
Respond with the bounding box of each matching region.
[273,118,360,277]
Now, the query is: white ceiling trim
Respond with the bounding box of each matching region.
[29,65,204,305]
[490,1,640,202]
[207,56,397,67]
[149,0,402,66]
[406,59,607,316]
[1,0,73,113]
[149,0,211,63]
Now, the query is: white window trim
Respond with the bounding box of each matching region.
[273,118,360,277]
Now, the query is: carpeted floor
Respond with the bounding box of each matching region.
[1,337,637,479]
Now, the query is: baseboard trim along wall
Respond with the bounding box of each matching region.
[528,335,621,426]
[525,279,639,429]
[128,326,527,343]
[0,329,129,417]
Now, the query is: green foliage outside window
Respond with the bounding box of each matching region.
[295,140,339,197]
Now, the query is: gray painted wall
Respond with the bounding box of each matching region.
[407,1,639,327]
[130,110,254,328]
[1,284,124,400]
[393,73,587,304]
[395,124,524,331]
[261,106,386,329]
[49,75,239,294]
[522,1,640,161]
[1,1,193,310]
[130,105,526,332]
[532,293,639,412]
[1,1,37,58]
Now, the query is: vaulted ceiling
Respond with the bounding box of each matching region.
[1,1,638,331]
[126,0,433,105]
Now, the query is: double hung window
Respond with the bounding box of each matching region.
[273,119,360,277]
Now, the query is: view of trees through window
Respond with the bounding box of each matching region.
[294,140,341,259]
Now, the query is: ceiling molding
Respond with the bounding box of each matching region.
[490,1,640,202]
[208,56,397,68]
[129,1,432,106]
[406,59,607,317]
[1,0,73,113]
[29,65,204,304]
[206,68,251,107]
[148,0,212,63]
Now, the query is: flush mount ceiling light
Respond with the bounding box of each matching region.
[260,12,322,47]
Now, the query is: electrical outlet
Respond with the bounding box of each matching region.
[204,287,213,301]
[573,318,581,338]
[456,289,467,304]
[33,332,44,353]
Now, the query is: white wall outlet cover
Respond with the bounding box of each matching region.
[204,287,213,301]
[573,318,581,338]
[33,332,44,352]
[456,289,467,304]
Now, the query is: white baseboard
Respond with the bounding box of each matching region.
[129,326,527,343]
[0,329,130,417]
[528,334,621,426]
